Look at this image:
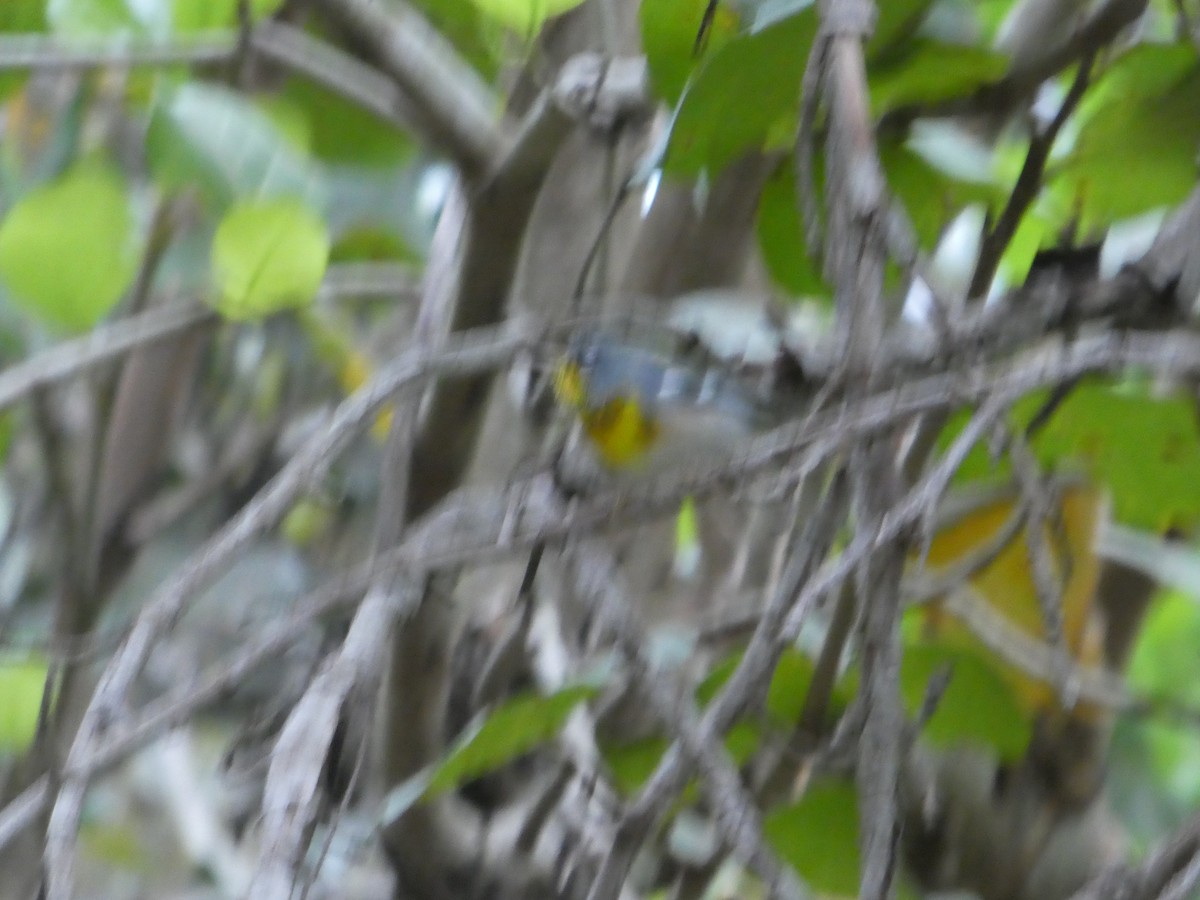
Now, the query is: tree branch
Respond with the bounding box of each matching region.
[313,0,508,181]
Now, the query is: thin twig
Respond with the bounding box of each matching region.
[968,53,1095,298]
[1004,423,1073,700]
[568,543,808,900]
[880,0,1145,132]
[0,264,410,416]
[0,31,235,69]
[584,472,850,899]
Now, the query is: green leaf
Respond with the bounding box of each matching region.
[1032,385,1200,531]
[664,9,816,176]
[47,0,141,35]
[330,226,417,264]
[764,650,816,724]
[281,77,415,167]
[765,778,860,895]
[0,159,138,332]
[1137,718,1200,805]
[755,159,830,297]
[724,719,763,764]
[603,735,670,795]
[170,0,238,30]
[145,82,328,211]
[211,198,330,320]
[169,0,284,29]
[0,1,46,98]
[0,656,48,751]
[699,647,853,725]
[280,497,334,547]
[871,40,1008,114]
[1129,590,1200,707]
[606,649,854,796]
[426,682,599,794]
[881,139,996,251]
[997,206,1053,287]
[867,0,934,60]
[695,651,737,705]
[470,0,586,35]
[80,822,146,870]
[674,495,701,576]
[246,0,285,18]
[640,0,739,105]
[1077,42,1199,121]
[973,0,1015,40]
[409,0,502,78]
[900,642,1032,761]
[254,95,312,154]
[1059,46,1200,227]
[942,383,1200,531]
[382,682,601,822]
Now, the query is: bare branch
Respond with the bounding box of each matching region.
[0,264,419,417]
[28,308,1200,895]
[0,304,213,413]
[249,582,416,898]
[1072,811,1200,899]
[0,31,235,69]
[0,23,426,138]
[249,20,426,134]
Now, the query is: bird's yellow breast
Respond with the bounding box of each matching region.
[580,396,661,468]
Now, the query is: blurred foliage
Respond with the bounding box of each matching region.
[600,647,856,799]
[0,655,47,751]
[940,383,1200,532]
[1058,45,1200,229]
[145,81,329,212]
[899,641,1033,761]
[640,0,738,105]
[381,679,602,824]
[0,157,138,331]
[661,8,817,176]
[764,778,861,896]
[1111,590,1200,849]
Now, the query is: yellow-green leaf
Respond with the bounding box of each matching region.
[211,198,329,320]
[1059,46,1200,228]
[0,159,138,332]
[0,656,48,751]
[470,0,585,35]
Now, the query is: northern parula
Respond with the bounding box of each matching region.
[553,329,779,471]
